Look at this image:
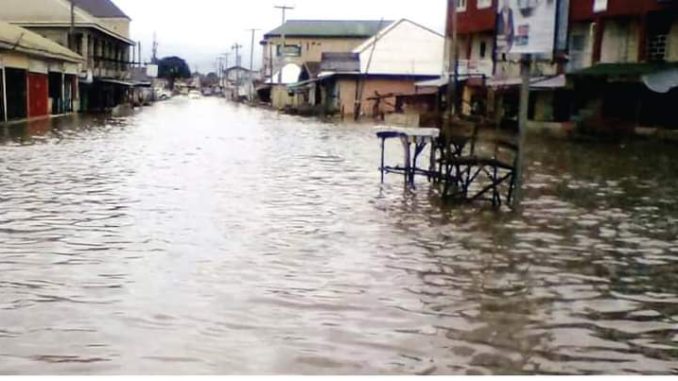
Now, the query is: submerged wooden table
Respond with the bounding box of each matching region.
[375,127,441,188]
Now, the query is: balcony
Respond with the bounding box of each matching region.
[455,59,494,78]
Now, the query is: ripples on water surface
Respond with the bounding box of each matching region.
[0,98,677,375]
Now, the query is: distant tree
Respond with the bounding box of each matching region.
[203,72,220,87]
[158,56,191,89]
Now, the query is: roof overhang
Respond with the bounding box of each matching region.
[15,22,134,45]
[0,41,82,63]
[98,78,134,86]
[568,63,678,80]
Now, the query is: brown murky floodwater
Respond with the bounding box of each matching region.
[1,97,677,375]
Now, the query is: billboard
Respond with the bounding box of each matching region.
[496,0,558,55]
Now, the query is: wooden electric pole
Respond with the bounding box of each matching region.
[513,54,531,208]
[446,0,459,125]
[246,28,261,102]
[274,5,294,84]
[69,0,75,50]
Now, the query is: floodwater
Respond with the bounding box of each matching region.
[1,97,677,375]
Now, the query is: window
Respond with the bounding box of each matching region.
[593,0,608,12]
[277,44,301,57]
[477,0,491,9]
[456,0,467,12]
[648,34,668,62]
[479,41,487,59]
[647,12,672,62]
[568,34,587,70]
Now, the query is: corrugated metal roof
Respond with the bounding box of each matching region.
[265,20,393,38]
[73,0,129,19]
[0,21,82,63]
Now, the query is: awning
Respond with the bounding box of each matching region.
[288,78,320,90]
[569,63,678,79]
[416,76,449,88]
[643,68,678,94]
[98,78,134,87]
[531,74,566,90]
[486,76,566,89]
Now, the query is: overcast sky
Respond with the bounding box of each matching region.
[114,0,447,73]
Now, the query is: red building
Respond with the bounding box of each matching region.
[445,0,678,132]
[569,0,678,63]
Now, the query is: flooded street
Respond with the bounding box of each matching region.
[1,97,678,375]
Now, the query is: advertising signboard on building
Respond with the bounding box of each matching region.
[496,0,558,55]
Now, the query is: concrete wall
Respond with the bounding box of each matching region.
[356,20,445,76]
[271,85,295,109]
[469,33,494,62]
[600,19,640,64]
[0,52,30,69]
[336,77,418,117]
[30,28,70,48]
[98,17,130,39]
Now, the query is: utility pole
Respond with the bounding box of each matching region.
[2,65,8,123]
[232,43,242,68]
[274,5,294,84]
[245,28,261,102]
[152,32,159,64]
[513,54,531,209]
[221,52,230,98]
[274,5,294,25]
[232,44,243,99]
[446,0,459,125]
[69,0,75,51]
[245,29,260,72]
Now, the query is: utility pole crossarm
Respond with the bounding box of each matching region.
[274,5,295,25]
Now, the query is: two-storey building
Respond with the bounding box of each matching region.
[260,20,392,109]
[448,0,678,133]
[567,0,678,133]
[0,0,135,112]
[1,21,82,123]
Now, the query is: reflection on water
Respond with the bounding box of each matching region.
[0,98,677,375]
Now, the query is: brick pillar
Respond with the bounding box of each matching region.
[592,17,605,64]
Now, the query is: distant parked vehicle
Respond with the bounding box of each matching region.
[189,90,202,99]
[155,88,172,101]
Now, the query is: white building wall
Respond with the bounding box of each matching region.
[355,20,445,76]
[600,19,640,64]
